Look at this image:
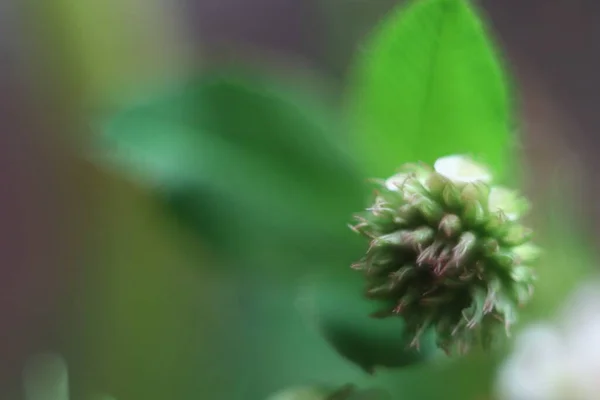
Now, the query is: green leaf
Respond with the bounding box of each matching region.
[264,384,390,400]
[347,0,513,179]
[344,388,392,400]
[298,273,439,374]
[93,70,365,269]
[264,386,332,400]
[91,70,385,397]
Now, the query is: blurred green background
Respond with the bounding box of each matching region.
[2,0,599,399]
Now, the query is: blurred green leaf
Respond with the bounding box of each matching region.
[344,388,392,400]
[233,270,365,400]
[298,273,439,375]
[265,385,333,400]
[95,70,366,271]
[264,384,389,400]
[347,0,513,179]
[92,71,414,397]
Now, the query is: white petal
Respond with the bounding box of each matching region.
[488,186,524,221]
[434,155,492,184]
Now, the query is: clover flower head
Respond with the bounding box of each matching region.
[349,155,540,354]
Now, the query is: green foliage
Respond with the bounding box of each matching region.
[305,273,439,373]
[93,66,440,398]
[265,384,390,400]
[347,0,513,180]
[97,70,365,271]
[88,0,538,398]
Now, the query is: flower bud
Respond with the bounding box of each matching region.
[442,183,462,209]
[350,155,539,354]
[439,214,462,238]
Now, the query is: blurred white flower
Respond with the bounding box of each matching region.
[496,281,600,400]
